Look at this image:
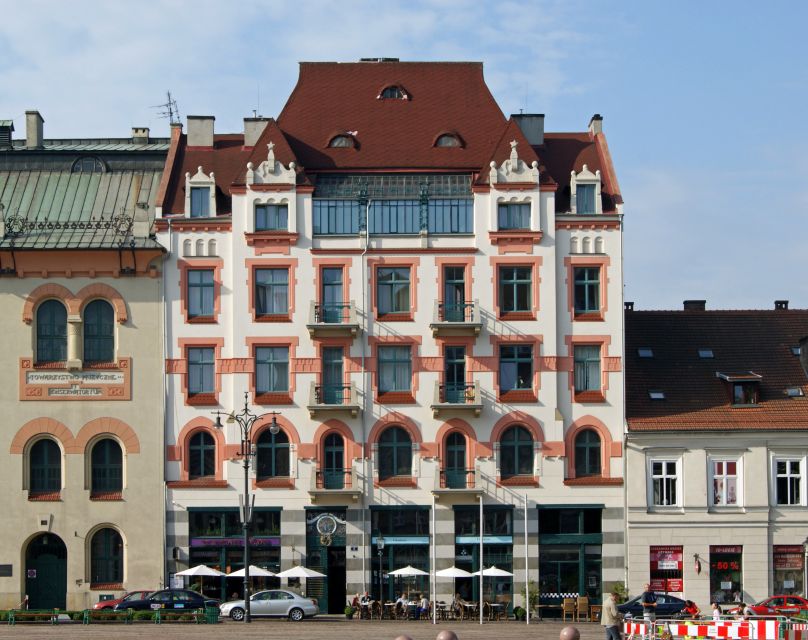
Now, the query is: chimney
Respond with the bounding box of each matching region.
[132,127,150,144]
[683,300,706,311]
[187,116,214,147]
[244,117,269,147]
[512,114,544,146]
[624,301,634,311]
[25,110,44,149]
[775,300,789,310]
[588,113,603,136]
[0,120,13,150]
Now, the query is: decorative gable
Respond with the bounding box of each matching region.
[184,167,217,218]
[246,141,297,186]
[489,140,539,185]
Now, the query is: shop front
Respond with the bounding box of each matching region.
[187,508,281,600]
[371,506,431,601]
[305,508,347,614]
[649,545,684,595]
[773,545,804,596]
[710,545,742,604]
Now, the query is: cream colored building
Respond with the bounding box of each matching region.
[0,114,167,609]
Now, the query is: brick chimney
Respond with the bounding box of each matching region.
[25,110,44,149]
[132,127,150,144]
[588,114,603,136]
[512,114,544,146]
[244,117,269,147]
[683,300,706,311]
[187,116,214,147]
[775,300,789,310]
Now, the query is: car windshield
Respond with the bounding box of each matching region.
[123,593,145,602]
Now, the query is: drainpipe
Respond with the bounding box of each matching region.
[162,218,172,587]
[360,198,371,594]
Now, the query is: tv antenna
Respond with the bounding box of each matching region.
[152,91,180,125]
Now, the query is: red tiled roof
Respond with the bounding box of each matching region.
[277,61,508,171]
[239,118,311,186]
[626,309,808,431]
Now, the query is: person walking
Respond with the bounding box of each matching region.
[601,590,623,640]
[640,583,658,640]
[711,602,721,621]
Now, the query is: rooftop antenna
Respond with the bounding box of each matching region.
[152,91,181,125]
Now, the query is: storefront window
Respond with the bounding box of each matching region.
[454,507,513,537]
[773,545,804,595]
[649,546,683,594]
[372,507,430,536]
[710,545,742,603]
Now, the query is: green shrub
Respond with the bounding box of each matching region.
[513,606,526,620]
[0,611,8,622]
[132,610,155,621]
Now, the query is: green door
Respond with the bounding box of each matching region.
[323,433,344,489]
[445,432,467,488]
[444,346,466,403]
[321,268,343,323]
[443,267,466,321]
[26,533,67,609]
[322,347,344,405]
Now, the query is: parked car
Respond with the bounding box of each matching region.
[113,588,219,612]
[220,589,319,621]
[728,596,808,617]
[617,593,687,618]
[93,590,153,610]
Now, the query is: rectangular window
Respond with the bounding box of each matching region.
[733,383,758,405]
[573,267,600,315]
[312,200,361,235]
[651,460,678,506]
[255,204,288,231]
[649,546,684,594]
[773,546,805,596]
[255,347,289,394]
[574,345,601,393]
[499,345,532,391]
[498,266,531,313]
[188,347,215,395]
[711,459,739,506]
[378,346,412,393]
[377,267,410,316]
[368,200,419,234]
[497,203,530,230]
[427,199,473,233]
[190,187,210,218]
[187,269,214,318]
[255,268,289,316]
[776,459,802,505]
[710,546,742,604]
[576,184,595,214]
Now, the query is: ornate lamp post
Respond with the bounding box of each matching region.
[214,392,279,623]
[377,534,386,604]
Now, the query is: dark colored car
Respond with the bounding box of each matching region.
[113,588,219,612]
[617,593,687,618]
[93,590,153,610]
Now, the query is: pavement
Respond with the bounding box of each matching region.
[0,616,606,640]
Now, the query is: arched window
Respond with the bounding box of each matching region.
[328,135,355,148]
[30,439,61,493]
[36,300,67,364]
[90,528,123,585]
[323,432,345,489]
[378,426,412,481]
[435,134,461,148]
[83,300,114,364]
[91,438,123,494]
[256,429,290,479]
[444,432,467,489]
[71,157,105,173]
[574,429,601,477]
[188,432,216,479]
[499,425,533,479]
[380,86,404,99]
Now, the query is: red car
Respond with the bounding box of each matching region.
[728,596,808,617]
[93,590,153,610]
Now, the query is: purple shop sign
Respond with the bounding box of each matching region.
[191,536,281,548]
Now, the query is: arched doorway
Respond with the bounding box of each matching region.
[323,433,344,489]
[25,533,67,609]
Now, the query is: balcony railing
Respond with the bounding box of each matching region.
[430,300,481,336]
[315,468,352,490]
[307,381,360,417]
[309,467,363,503]
[307,301,360,337]
[439,468,476,489]
[431,381,482,417]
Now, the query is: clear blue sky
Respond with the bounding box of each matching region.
[2,1,806,310]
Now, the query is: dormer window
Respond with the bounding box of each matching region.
[792,346,802,356]
[379,85,407,100]
[184,166,216,219]
[786,387,805,398]
[717,371,762,406]
[72,157,105,173]
[328,135,355,148]
[637,348,654,358]
[570,164,602,215]
[435,134,461,148]
[190,187,210,217]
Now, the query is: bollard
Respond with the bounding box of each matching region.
[559,626,580,640]
[436,631,459,640]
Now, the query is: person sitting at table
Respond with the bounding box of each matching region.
[407,593,419,619]
[451,593,465,618]
[359,591,371,618]
[418,593,430,619]
[395,592,408,618]
[351,593,360,609]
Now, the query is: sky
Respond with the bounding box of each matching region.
[1,0,806,310]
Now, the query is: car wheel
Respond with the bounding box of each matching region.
[289,607,304,622]
[230,607,245,622]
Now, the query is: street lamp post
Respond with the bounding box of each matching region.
[377,535,385,604]
[803,537,808,598]
[214,392,279,624]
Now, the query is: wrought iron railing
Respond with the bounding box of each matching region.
[437,302,475,322]
[438,382,477,404]
[315,468,352,490]
[313,303,352,324]
[314,384,352,406]
[440,468,476,489]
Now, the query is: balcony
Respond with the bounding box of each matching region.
[433,468,482,500]
[429,300,482,337]
[306,301,360,338]
[430,381,482,417]
[309,467,362,503]
[307,382,361,418]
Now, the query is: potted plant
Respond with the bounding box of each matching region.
[344,605,356,619]
[513,606,526,621]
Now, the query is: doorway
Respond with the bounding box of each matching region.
[25,533,67,609]
[327,546,346,613]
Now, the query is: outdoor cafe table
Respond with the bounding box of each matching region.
[462,603,479,620]
[488,602,505,620]
[383,602,397,619]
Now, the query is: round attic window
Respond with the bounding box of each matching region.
[328,135,355,148]
[435,134,461,148]
[71,157,106,173]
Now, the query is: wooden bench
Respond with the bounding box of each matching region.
[8,609,59,625]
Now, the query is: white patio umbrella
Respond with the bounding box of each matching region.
[471,566,513,577]
[435,566,475,621]
[275,566,327,579]
[175,564,226,577]
[226,565,276,577]
[389,565,429,576]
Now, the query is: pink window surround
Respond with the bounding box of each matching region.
[489,255,543,320]
[563,335,619,403]
[311,419,362,484]
[434,257,474,307]
[490,412,544,487]
[245,336,299,405]
[252,414,300,489]
[23,283,128,324]
[178,337,224,406]
[368,335,423,404]
[169,417,227,483]
[489,334,543,402]
[178,258,224,324]
[434,335,476,387]
[367,256,420,322]
[563,415,621,480]
[564,255,610,322]
[312,258,353,305]
[434,418,485,466]
[245,258,299,322]
[365,412,422,459]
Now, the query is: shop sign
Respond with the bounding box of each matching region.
[710,545,742,554]
[190,536,281,547]
[774,546,804,569]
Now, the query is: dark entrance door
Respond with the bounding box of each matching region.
[443,266,466,321]
[26,533,67,609]
[444,346,466,404]
[445,432,467,488]
[327,546,346,614]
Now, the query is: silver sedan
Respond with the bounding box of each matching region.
[220,590,319,621]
